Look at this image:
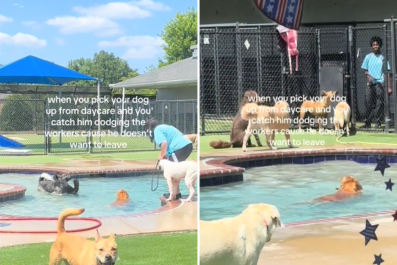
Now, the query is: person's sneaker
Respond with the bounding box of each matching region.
[163,193,182,199]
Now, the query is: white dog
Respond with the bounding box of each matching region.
[158,159,198,202]
[41,173,54,181]
[200,203,284,265]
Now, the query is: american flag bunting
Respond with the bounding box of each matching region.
[253,0,304,30]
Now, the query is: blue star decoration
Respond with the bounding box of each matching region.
[385,178,394,191]
[0,223,11,228]
[374,156,390,176]
[373,254,384,265]
[365,156,394,263]
[360,219,378,246]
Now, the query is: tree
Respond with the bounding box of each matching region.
[119,71,139,82]
[0,95,34,131]
[67,51,139,87]
[144,64,158,73]
[157,7,197,68]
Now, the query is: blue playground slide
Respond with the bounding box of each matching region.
[0,134,25,148]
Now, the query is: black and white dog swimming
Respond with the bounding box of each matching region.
[38,173,79,195]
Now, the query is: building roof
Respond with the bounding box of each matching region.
[112,49,197,89]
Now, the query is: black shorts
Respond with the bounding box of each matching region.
[168,143,193,162]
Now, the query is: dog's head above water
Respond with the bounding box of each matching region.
[336,176,363,193]
[95,230,118,265]
[116,189,129,201]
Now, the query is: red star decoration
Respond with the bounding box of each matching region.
[392,210,397,222]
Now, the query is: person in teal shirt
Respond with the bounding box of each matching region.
[361,36,392,128]
[145,118,193,199]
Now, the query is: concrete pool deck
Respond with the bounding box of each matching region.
[0,200,197,247]
[200,143,396,170]
[259,213,397,264]
[0,159,197,247]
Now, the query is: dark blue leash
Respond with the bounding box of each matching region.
[151,160,161,191]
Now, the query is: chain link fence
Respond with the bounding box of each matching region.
[0,98,45,154]
[0,95,197,155]
[200,21,397,135]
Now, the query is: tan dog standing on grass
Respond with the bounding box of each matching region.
[241,100,293,151]
[184,134,198,150]
[334,101,351,137]
[49,208,117,265]
[313,176,363,202]
[200,203,284,265]
[298,90,339,131]
[158,159,197,202]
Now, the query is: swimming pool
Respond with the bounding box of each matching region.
[0,173,189,218]
[200,160,397,224]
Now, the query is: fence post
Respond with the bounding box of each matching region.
[316,29,321,92]
[193,100,197,134]
[383,24,391,132]
[200,33,206,136]
[236,23,243,101]
[43,100,47,155]
[176,100,179,130]
[348,26,356,125]
[183,101,186,133]
[344,28,350,103]
[391,16,397,133]
[280,32,286,97]
[89,102,93,154]
[257,26,262,94]
[214,27,220,116]
[200,105,205,136]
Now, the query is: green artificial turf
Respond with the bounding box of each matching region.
[0,232,197,265]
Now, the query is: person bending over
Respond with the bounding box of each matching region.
[146,118,193,199]
[361,36,392,128]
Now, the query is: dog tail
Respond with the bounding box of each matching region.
[57,208,85,233]
[209,140,232,149]
[72,179,79,194]
[241,103,260,120]
[343,103,351,124]
[335,102,351,125]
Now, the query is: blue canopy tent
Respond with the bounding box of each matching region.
[0,55,101,151]
[0,55,97,85]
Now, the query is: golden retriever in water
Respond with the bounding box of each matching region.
[240,100,293,151]
[200,203,284,265]
[334,101,351,137]
[314,176,363,202]
[111,189,130,207]
[49,208,118,265]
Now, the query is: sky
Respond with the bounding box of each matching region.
[0,0,197,74]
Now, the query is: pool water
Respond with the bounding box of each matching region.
[0,173,190,218]
[200,160,397,224]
